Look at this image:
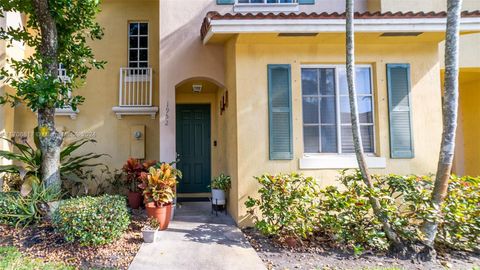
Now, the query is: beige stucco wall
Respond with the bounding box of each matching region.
[229,34,443,226]
[13,0,160,170]
[0,12,25,158]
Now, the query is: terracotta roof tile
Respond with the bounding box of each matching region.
[201,10,480,40]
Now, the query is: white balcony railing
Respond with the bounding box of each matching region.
[119,67,153,107]
[113,67,158,119]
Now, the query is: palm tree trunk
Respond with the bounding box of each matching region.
[421,0,462,250]
[32,0,63,191]
[345,0,404,251]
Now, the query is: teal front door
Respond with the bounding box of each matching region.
[176,104,211,193]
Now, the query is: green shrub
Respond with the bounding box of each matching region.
[248,171,479,252]
[437,175,480,250]
[0,182,61,227]
[245,173,321,239]
[53,195,130,246]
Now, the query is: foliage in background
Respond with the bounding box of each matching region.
[122,158,156,192]
[53,195,130,246]
[1,173,22,192]
[0,246,74,270]
[210,173,231,191]
[139,163,181,207]
[0,181,61,227]
[0,1,105,111]
[0,134,108,194]
[246,171,480,252]
[245,173,321,239]
[62,167,125,197]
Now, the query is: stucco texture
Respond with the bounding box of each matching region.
[227,34,443,226]
[12,0,160,169]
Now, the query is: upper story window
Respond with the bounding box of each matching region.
[128,22,148,68]
[301,65,375,154]
[234,0,299,12]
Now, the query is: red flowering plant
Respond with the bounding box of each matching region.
[122,158,156,192]
[139,162,182,207]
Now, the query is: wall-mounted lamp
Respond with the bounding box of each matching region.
[192,84,202,93]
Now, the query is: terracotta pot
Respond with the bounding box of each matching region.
[128,191,142,209]
[146,203,172,230]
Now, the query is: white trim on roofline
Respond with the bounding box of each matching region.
[203,17,480,44]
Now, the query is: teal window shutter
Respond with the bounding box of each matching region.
[217,0,235,4]
[299,0,315,4]
[268,64,293,160]
[387,64,414,159]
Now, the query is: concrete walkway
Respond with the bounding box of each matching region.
[128,202,266,270]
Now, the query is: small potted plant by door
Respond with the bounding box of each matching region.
[123,158,156,209]
[210,174,231,210]
[142,217,160,243]
[139,163,181,230]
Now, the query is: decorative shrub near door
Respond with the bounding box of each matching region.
[53,195,130,246]
[245,173,321,240]
[140,162,181,230]
[122,158,157,209]
[210,174,231,207]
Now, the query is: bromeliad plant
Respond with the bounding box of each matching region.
[139,163,182,207]
[0,132,108,196]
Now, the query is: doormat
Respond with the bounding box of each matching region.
[177,197,210,202]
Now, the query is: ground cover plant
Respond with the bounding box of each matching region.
[0,246,74,270]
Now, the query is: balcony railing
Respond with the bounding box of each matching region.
[119,67,153,107]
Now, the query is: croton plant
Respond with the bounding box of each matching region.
[139,163,182,207]
[122,158,156,192]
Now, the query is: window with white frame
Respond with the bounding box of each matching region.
[128,22,148,68]
[301,65,375,154]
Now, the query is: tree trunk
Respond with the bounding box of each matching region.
[421,0,462,253]
[345,0,404,252]
[32,0,62,190]
[37,108,62,190]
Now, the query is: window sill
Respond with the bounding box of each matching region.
[112,106,158,119]
[234,3,299,13]
[299,154,386,170]
[55,108,79,119]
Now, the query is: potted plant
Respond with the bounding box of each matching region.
[210,174,231,209]
[142,217,160,243]
[122,158,156,209]
[139,162,182,230]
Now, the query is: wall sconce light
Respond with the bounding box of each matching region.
[192,84,202,93]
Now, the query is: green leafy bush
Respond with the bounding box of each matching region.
[0,182,61,227]
[53,195,130,246]
[245,173,321,239]
[437,175,480,250]
[247,171,479,252]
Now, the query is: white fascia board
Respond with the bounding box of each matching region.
[203,17,480,43]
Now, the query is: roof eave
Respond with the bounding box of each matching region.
[202,17,480,44]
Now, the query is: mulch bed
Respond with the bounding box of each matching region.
[0,209,147,270]
[242,228,480,270]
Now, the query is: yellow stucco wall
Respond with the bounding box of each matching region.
[457,70,480,177]
[229,34,443,226]
[13,0,160,170]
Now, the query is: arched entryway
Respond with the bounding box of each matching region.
[174,77,226,197]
